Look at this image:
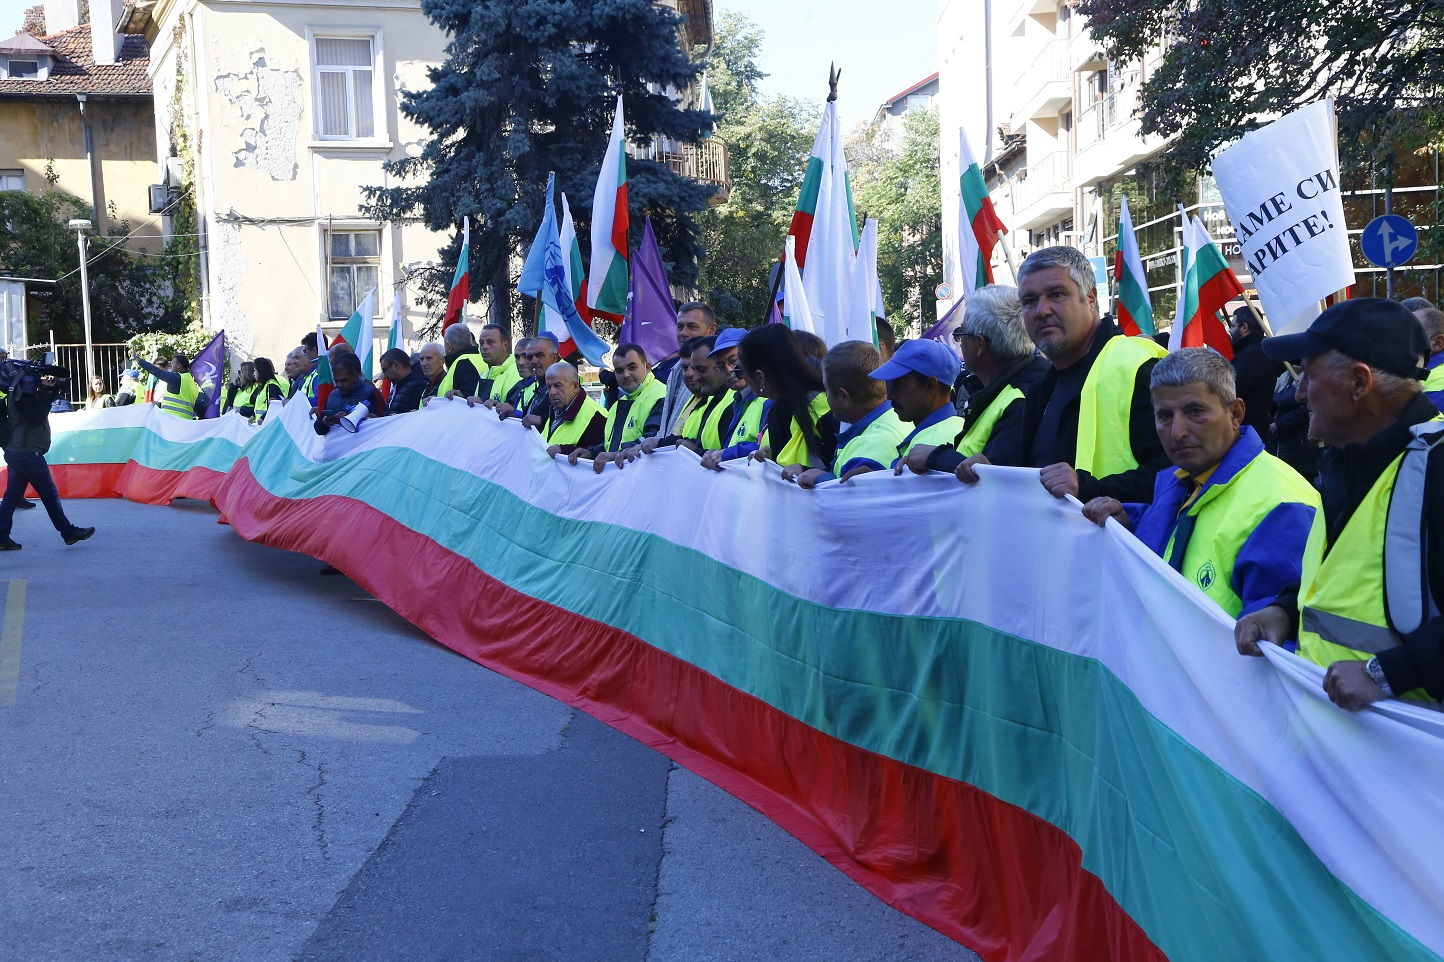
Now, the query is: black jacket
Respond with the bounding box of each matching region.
[928,355,1052,471]
[386,366,429,415]
[1231,328,1283,437]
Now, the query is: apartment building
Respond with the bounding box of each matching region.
[937,0,1442,324]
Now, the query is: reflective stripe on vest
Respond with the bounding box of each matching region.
[545,394,606,447]
[602,374,667,451]
[157,373,200,419]
[833,406,909,475]
[437,354,485,397]
[1299,417,1444,702]
[957,385,1025,459]
[1161,450,1325,618]
[1075,334,1168,478]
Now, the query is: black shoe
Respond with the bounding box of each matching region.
[62,526,95,546]
[319,565,341,576]
[16,499,34,509]
[0,538,21,550]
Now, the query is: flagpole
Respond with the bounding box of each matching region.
[996,230,1019,280]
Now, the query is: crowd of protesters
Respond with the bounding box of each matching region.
[108,245,1444,715]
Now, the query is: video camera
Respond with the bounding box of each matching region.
[1,357,71,422]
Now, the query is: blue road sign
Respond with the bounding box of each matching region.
[1360,214,1419,268]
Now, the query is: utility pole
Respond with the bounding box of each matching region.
[68,218,95,388]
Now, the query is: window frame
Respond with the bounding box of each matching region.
[2,57,41,80]
[0,169,24,192]
[306,27,385,144]
[323,226,385,322]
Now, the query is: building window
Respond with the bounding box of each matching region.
[0,170,23,192]
[328,230,381,319]
[314,36,376,139]
[5,58,38,79]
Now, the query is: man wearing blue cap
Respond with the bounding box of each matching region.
[1235,298,1444,712]
[870,339,966,469]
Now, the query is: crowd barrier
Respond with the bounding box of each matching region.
[13,400,1444,962]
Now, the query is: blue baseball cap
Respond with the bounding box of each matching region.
[710,327,745,355]
[870,338,961,385]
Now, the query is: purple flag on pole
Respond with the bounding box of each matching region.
[190,329,226,418]
[921,299,964,343]
[619,218,679,364]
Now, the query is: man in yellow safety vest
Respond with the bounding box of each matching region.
[1236,299,1444,711]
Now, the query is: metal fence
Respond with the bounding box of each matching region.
[26,343,133,404]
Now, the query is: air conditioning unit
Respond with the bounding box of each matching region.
[148,183,172,214]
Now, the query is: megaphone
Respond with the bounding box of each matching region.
[339,400,370,433]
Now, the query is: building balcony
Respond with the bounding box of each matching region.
[1014,40,1072,122]
[1069,27,1107,72]
[627,136,731,205]
[1013,150,1073,230]
[1072,86,1162,187]
[1007,0,1062,38]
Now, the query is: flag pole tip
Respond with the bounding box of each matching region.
[828,64,840,102]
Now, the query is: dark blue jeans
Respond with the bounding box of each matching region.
[0,450,72,539]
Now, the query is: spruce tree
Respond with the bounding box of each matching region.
[364,0,718,330]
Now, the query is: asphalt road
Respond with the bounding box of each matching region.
[0,497,980,962]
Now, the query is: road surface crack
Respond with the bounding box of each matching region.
[299,750,330,861]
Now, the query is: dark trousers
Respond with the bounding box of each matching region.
[0,450,71,539]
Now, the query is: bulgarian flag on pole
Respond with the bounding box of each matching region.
[387,290,404,353]
[1114,194,1155,337]
[788,94,858,345]
[314,322,335,411]
[587,95,629,322]
[958,126,1008,297]
[442,217,469,330]
[335,286,376,380]
[1168,211,1241,359]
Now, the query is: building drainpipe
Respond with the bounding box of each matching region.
[77,93,105,235]
[184,9,212,329]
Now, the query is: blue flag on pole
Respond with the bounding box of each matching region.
[190,330,225,418]
[518,174,613,368]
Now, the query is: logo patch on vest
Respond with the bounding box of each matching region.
[1196,561,1216,591]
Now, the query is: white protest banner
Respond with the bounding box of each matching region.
[1211,100,1354,334]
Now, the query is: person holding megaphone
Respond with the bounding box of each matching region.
[314,352,385,435]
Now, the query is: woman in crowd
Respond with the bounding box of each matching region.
[84,375,112,410]
[243,357,288,423]
[737,326,836,469]
[222,362,258,416]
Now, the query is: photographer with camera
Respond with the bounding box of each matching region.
[0,359,95,550]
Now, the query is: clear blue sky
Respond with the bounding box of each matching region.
[0,0,939,128]
[716,1,938,128]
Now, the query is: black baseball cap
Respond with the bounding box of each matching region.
[1262,298,1430,379]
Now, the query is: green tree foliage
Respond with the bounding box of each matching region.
[363,0,718,330]
[849,108,943,335]
[1077,0,1444,182]
[0,186,190,345]
[695,12,818,326]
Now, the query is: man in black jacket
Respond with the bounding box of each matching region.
[1228,307,1283,437]
[0,362,94,549]
[379,349,427,415]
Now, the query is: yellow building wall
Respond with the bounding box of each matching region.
[0,98,161,252]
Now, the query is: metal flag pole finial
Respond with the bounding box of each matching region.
[828,64,840,103]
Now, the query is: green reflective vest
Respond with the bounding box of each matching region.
[727,395,765,449]
[762,392,831,467]
[682,390,735,451]
[157,373,200,419]
[832,405,909,475]
[485,356,523,403]
[1298,418,1444,703]
[1164,451,1325,619]
[545,394,606,448]
[436,353,483,397]
[1075,334,1168,478]
[897,411,967,462]
[1425,363,1444,394]
[602,373,667,451]
[956,385,1025,459]
[251,377,288,422]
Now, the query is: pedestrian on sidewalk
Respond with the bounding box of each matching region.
[0,360,94,550]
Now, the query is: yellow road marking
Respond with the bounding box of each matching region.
[0,579,27,708]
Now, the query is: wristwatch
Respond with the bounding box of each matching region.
[1365,657,1394,696]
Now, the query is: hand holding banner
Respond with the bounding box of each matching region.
[1210,100,1354,335]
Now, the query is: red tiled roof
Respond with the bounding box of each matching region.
[0,25,150,97]
[880,72,939,108]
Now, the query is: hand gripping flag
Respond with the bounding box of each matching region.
[958,126,1007,297]
[442,217,469,330]
[1114,194,1155,337]
[519,174,613,368]
[587,96,630,321]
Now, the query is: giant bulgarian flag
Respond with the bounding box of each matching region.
[335,286,377,379]
[1169,212,1242,358]
[587,95,630,321]
[789,98,858,345]
[958,126,1008,297]
[17,391,1444,962]
[442,217,469,330]
[1114,194,1155,337]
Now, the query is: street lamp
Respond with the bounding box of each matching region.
[67,218,94,389]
